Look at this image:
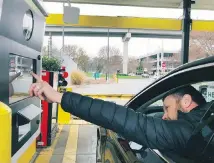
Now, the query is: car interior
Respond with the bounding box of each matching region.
[112,81,214,163]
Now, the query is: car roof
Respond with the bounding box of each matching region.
[165,56,214,78]
[127,56,214,109]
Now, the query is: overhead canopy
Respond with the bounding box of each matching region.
[43,0,214,10]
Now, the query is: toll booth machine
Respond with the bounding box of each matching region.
[0,0,47,162]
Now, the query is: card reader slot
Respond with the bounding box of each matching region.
[17,104,42,142]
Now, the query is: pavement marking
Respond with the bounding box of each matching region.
[34,125,63,163]
[62,125,79,163]
[49,125,70,163]
[76,125,97,163]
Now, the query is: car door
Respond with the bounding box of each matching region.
[124,58,214,163]
[97,56,214,163]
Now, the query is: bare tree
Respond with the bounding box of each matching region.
[42,46,48,56]
[142,57,153,73]
[110,54,123,73]
[89,57,104,73]
[97,46,122,73]
[128,57,139,73]
[61,45,90,72]
[62,45,80,62]
[189,31,214,61]
[136,60,143,74]
[42,45,60,57]
[77,52,90,72]
[169,53,181,69]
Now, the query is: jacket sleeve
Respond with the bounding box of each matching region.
[61,92,193,152]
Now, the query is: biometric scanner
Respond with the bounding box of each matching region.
[0,0,47,162]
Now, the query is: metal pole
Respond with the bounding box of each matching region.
[50,33,52,57]
[181,0,194,64]
[48,32,52,57]
[62,2,65,58]
[157,52,160,77]
[62,25,65,57]
[161,40,164,74]
[107,29,110,81]
[67,0,71,7]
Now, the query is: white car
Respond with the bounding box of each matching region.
[153,75,158,80]
[142,74,149,78]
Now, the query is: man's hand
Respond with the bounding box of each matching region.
[29,72,63,103]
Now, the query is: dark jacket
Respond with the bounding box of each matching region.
[61,92,213,161]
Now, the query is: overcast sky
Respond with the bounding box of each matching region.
[42,2,214,58]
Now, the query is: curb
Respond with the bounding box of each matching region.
[82,94,134,99]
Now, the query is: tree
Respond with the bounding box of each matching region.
[62,45,79,61]
[189,31,214,61]
[41,45,63,64]
[62,45,90,72]
[88,57,103,73]
[98,46,121,58]
[97,46,122,73]
[42,45,60,57]
[142,57,153,73]
[42,46,48,56]
[109,54,123,73]
[136,60,143,74]
[128,57,139,73]
[42,55,62,71]
[170,53,181,69]
[77,51,90,72]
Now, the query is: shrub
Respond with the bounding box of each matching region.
[42,56,62,71]
[117,73,128,76]
[71,70,86,85]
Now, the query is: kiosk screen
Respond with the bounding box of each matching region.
[9,54,34,104]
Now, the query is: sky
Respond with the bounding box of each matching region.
[42,2,214,58]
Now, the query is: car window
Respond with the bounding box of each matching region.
[149,100,163,107]
[192,81,214,102]
[148,81,214,108]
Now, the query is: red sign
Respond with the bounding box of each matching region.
[61,66,66,70]
[62,71,68,78]
[162,62,166,68]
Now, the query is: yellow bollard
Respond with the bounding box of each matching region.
[0,102,12,163]
[58,87,72,124]
[116,75,118,83]
[113,74,118,83]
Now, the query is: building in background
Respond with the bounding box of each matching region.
[139,51,181,75]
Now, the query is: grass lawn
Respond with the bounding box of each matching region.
[118,75,142,79]
[86,72,142,79]
[86,72,113,78]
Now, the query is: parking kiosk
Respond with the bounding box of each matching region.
[0,0,47,162]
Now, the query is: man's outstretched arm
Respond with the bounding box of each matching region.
[61,92,193,152]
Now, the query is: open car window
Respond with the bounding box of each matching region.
[138,81,214,113]
[193,81,214,102]
[127,57,214,110]
[149,100,163,107]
